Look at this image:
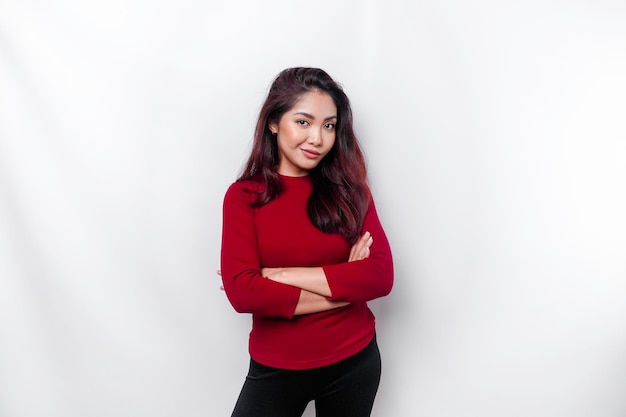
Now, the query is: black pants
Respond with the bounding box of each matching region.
[231,337,382,417]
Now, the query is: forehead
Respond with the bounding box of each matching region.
[290,91,337,115]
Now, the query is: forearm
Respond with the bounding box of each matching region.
[263,267,332,297]
[324,201,394,303]
[222,269,302,318]
[293,289,349,315]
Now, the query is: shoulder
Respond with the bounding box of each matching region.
[224,177,265,206]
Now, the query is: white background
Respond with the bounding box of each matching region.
[1,1,625,416]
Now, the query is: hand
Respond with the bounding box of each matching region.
[348,231,373,262]
[217,269,224,291]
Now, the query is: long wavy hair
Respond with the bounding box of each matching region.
[238,67,370,244]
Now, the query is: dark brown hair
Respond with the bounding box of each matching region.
[239,67,369,244]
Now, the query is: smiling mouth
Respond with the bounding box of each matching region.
[301,149,321,158]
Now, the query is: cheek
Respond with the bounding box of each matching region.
[283,126,302,143]
[327,134,337,150]
[278,128,296,147]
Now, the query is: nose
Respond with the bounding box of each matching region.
[308,127,323,146]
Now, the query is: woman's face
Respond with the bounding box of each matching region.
[269,90,337,177]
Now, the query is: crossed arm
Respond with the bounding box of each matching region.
[221,183,393,319]
[219,232,374,315]
[262,231,373,315]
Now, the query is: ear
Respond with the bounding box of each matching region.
[268,122,278,135]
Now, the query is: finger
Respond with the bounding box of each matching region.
[355,238,373,260]
[216,269,222,276]
[349,244,358,259]
[355,247,370,261]
[349,244,362,261]
[354,232,371,251]
[349,232,373,261]
[350,243,372,261]
[356,235,373,253]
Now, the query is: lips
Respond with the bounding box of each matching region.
[301,148,321,159]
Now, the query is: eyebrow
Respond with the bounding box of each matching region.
[292,112,337,121]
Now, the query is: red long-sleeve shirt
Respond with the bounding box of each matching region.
[220,174,393,370]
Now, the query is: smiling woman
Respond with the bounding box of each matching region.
[269,91,337,177]
[220,67,394,417]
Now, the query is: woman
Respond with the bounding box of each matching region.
[220,67,393,417]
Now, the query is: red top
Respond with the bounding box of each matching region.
[220,174,393,370]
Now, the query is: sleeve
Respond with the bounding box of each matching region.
[322,197,394,303]
[220,183,301,318]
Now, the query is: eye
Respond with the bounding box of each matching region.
[324,122,335,130]
[296,120,310,126]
